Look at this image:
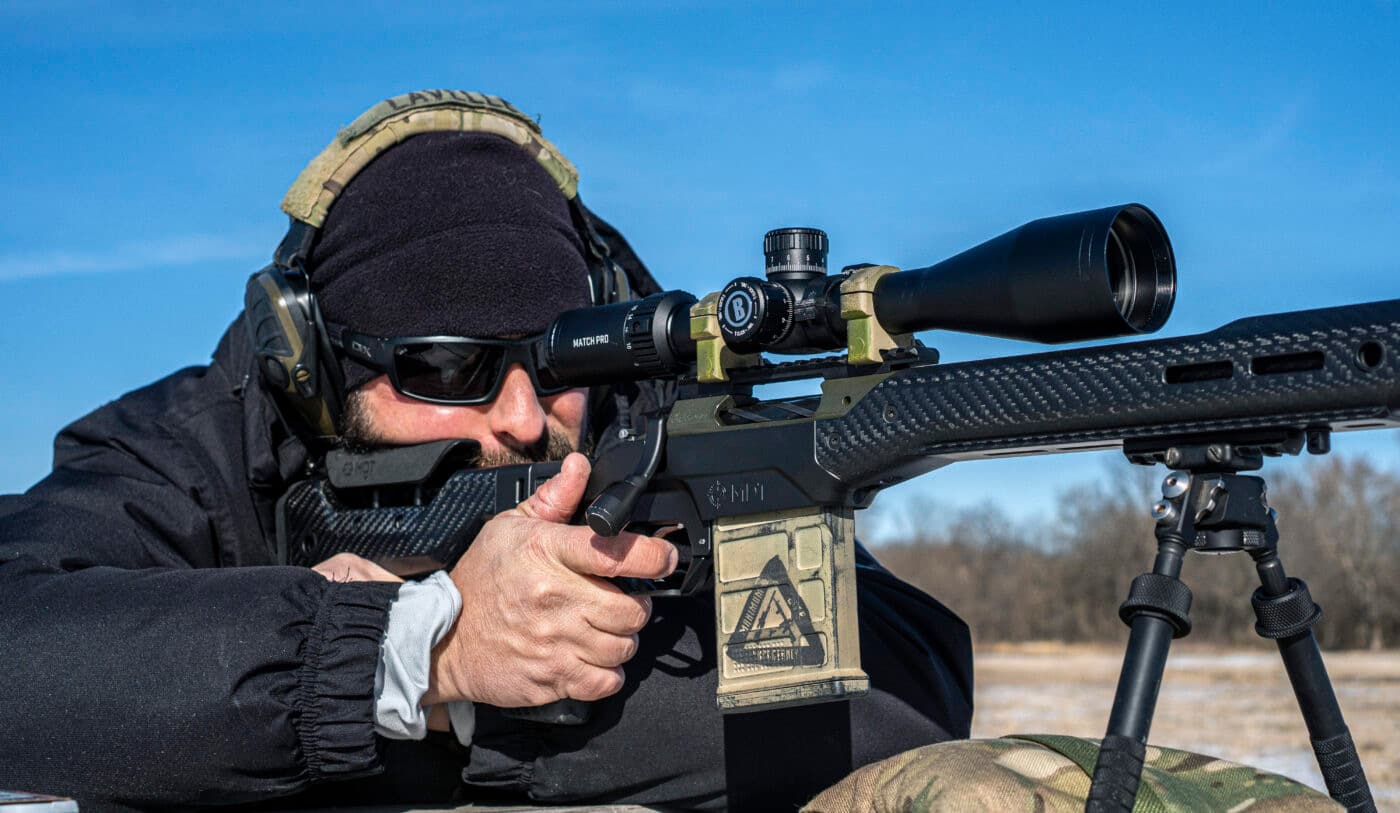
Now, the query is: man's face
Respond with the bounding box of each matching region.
[341,368,588,467]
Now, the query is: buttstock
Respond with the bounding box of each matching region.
[276,461,559,575]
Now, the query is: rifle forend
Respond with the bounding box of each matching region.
[814,298,1400,491]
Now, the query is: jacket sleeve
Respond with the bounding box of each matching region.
[0,407,401,808]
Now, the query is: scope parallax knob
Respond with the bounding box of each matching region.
[718,277,793,353]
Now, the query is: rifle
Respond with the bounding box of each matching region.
[278,204,1395,811]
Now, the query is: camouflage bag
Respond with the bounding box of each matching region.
[802,735,1340,812]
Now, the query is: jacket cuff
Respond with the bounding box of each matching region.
[293,580,402,780]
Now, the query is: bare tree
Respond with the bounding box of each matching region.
[1270,457,1400,650]
[869,453,1400,650]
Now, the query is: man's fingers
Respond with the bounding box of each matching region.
[585,592,652,636]
[513,453,590,523]
[565,665,627,702]
[312,552,404,583]
[553,530,678,580]
[574,629,641,669]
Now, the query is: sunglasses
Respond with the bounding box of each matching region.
[329,324,570,405]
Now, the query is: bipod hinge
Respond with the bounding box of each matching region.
[1150,468,1279,555]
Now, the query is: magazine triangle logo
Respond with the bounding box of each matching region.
[725,556,826,668]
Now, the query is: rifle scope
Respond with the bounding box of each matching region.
[876,203,1175,342]
[540,204,1176,385]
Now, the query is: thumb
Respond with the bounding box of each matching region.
[513,452,590,523]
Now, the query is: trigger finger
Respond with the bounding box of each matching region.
[556,530,678,581]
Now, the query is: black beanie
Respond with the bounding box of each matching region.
[307,131,593,392]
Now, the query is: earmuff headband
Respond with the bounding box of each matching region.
[281,90,581,229]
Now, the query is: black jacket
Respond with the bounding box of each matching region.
[0,320,405,807]
[0,319,974,812]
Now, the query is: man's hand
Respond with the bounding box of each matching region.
[311,552,405,584]
[424,453,675,709]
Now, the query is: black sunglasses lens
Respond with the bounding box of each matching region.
[393,342,503,402]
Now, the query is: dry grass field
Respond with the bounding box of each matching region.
[971,642,1400,807]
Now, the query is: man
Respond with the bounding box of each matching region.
[0,91,973,811]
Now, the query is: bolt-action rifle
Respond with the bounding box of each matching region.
[278,204,1396,811]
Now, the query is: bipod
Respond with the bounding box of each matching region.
[1085,430,1375,813]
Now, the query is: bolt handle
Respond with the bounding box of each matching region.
[586,475,649,537]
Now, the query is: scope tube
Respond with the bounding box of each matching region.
[873,204,1176,343]
[541,291,698,386]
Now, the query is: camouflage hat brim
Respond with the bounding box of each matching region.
[281,90,580,228]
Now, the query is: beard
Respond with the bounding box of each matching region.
[338,390,581,466]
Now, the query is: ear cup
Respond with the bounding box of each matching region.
[572,197,659,306]
[576,215,630,307]
[246,268,301,392]
[244,266,339,438]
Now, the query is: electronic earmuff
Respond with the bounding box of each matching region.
[244,220,344,438]
[245,90,647,443]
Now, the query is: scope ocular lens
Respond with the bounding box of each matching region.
[540,291,698,385]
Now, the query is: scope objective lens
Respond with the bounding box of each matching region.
[1107,227,1135,321]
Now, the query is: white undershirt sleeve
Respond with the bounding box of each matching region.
[372,571,463,741]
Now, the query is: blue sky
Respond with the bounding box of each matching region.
[2,2,1397,531]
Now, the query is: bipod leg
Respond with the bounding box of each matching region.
[1252,548,1375,812]
[1086,536,1193,813]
